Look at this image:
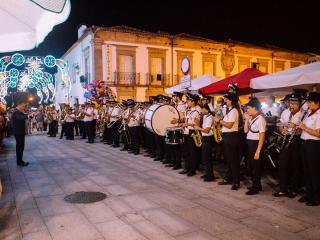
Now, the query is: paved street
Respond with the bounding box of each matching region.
[0,134,320,240]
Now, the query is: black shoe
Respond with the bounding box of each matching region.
[246,189,259,195]
[273,191,288,197]
[306,201,320,206]
[144,154,151,157]
[179,170,188,174]
[231,184,240,190]
[18,161,29,166]
[162,161,170,165]
[201,175,208,179]
[203,177,215,182]
[288,191,298,198]
[187,172,196,177]
[120,148,128,151]
[218,179,232,185]
[172,165,182,170]
[299,195,311,203]
[149,155,156,158]
[113,145,119,148]
[165,164,174,168]
[247,186,262,191]
[134,152,140,155]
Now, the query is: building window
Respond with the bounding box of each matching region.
[257,58,269,73]
[202,53,217,76]
[148,48,167,86]
[84,47,90,82]
[116,46,137,85]
[291,61,302,68]
[237,56,251,72]
[176,50,193,84]
[274,60,285,72]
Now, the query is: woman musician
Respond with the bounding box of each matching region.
[299,92,320,206]
[243,97,266,195]
[194,103,215,182]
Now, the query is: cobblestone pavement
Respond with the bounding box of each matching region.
[1,134,320,240]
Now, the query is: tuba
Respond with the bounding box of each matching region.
[191,130,202,147]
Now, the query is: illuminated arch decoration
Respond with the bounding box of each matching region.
[0,53,71,104]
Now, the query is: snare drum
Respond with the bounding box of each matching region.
[145,104,180,136]
[165,127,184,145]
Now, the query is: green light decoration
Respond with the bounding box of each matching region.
[0,54,71,104]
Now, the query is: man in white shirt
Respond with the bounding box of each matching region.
[83,102,94,143]
[274,93,305,198]
[109,100,122,147]
[65,107,75,140]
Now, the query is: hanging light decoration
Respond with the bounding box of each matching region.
[0,53,71,104]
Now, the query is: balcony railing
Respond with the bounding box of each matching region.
[174,75,197,85]
[145,73,172,87]
[112,72,140,85]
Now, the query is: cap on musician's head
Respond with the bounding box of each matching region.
[293,88,308,99]
[223,92,239,104]
[201,95,211,101]
[126,99,135,106]
[228,83,239,92]
[186,93,200,102]
[306,92,320,103]
[163,96,172,102]
[172,91,183,98]
[280,94,291,102]
[122,100,128,106]
[246,97,262,110]
[289,93,303,102]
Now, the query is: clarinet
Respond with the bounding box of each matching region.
[284,110,307,149]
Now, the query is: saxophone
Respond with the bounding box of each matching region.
[191,130,202,147]
[212,108,223,143]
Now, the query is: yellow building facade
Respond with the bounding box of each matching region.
[57,25,317,104]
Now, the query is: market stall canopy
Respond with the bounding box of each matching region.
[0,0,71,53]
[199,68,266,96]
[165,74,219,95]
[251,62,320,96]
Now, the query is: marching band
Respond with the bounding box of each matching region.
[47,89,320,206]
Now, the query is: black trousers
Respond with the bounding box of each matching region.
[247,140,263,191]
[301,140,320,202]
[65,122,74,140]
[74,120,80,136]
[222,132,240,185]
[202,136,215,179]
[14,134,25,164]
[155,135,165,159]
[84,121,94,143]
[92,119,97,138]
[60,123,66,138]
[109,121,120,146]
[278,136,301,193]
[49,120,57,137]
[129,126,141,153]
[187,130,200,174]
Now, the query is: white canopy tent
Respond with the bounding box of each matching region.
[165,74,219,95]
[0,0,71,53]
[251,62,320,96]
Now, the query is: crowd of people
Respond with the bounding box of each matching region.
[4,85,320,207]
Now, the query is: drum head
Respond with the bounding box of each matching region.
[146,104,179,136]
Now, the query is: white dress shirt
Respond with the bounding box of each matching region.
[83,107,94,122]
[301,109,320,140]
[202,114,213,136]
[247,115,266,140]
[222,108,239,133]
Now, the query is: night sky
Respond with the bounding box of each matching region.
[1,0,319,58]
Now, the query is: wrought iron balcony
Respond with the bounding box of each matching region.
[112,72,140,85]
[145,73,172,87]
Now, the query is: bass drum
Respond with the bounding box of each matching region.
[145,104,180,136]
